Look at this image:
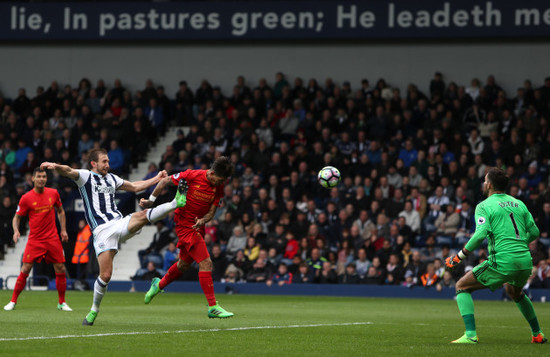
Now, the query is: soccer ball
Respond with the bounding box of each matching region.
[318,166,341,189]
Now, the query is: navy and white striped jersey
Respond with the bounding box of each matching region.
[75,169,124,231]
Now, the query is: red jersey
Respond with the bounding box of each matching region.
[171,170,224,235]
[16,187,61,241]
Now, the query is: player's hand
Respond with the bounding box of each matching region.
[40,162,56,170]
[13,231,20,244]
[60,231,69,242]
[192,217,205,230]
[445,255,462,271]
[158,170,168,179]
[139,198,154,209]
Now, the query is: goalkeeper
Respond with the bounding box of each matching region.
[445,167,546,344]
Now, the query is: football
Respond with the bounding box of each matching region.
[318,166,341,189]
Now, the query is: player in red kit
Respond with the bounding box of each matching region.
[141,156,234,318]
[4,168,72,312]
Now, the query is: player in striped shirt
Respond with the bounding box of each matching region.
[41,148,188,326]
[446,167,546,344]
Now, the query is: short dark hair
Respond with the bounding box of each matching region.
[211,156,234,178]
[486,167,509,191]
[32,167,46,176]
[88,148,108,166]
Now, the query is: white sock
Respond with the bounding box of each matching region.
[146,200,177,223]
[91,278,108,312]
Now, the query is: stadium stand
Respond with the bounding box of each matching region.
[1,72,550,292]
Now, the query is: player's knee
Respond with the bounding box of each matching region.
[177,260,190,272]
[513,292,525,302]
[455,280,472,293]
[508,288,524,302]
[54,264,66,273]
[133,210,148,222]
[21,263,33,274]
[100,272,112,283]
[198,258,213,271]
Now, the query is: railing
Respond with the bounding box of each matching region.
[3,274,50,291]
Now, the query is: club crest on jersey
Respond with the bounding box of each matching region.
[477,217,486,225]
[94,185,115,194]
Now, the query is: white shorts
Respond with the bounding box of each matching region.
[92,215,142,256]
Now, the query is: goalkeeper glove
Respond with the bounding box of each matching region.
[445,249,468,270]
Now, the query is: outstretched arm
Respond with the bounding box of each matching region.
[120,170,167,193]
[40,162,79,180]
[139,175,175,208]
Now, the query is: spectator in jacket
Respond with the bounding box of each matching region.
[246,257,270,283]
[398,200,421,234]
[338,262,361,284]
[292,262,314,284]
[420,262,439,288]
[226,225,247,259]
[266,263,293,286]
[434,201,460,246]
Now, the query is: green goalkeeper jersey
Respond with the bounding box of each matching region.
[465,193,539,272]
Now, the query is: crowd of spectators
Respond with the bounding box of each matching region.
[0,78,167,261]
[2,71,550,290]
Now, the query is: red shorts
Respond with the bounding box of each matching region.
[176,229,210,264]
[22,239,65,264]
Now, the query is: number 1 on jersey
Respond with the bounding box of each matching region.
[509,213,520,239]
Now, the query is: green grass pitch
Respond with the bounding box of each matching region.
[0,290,548,356]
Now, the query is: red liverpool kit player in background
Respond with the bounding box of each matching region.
[3,168,72,312]
[141,156,234,318]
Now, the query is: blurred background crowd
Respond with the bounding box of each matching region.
[1,71,550,290]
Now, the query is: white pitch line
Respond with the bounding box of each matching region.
[0,322,373,342]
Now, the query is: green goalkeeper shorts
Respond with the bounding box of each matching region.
[472,260,532,291]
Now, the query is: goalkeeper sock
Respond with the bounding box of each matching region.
[146,201,178,223]
[55,272,67,304]
[515,294,541,336]
[11,272,29,303]
[456,291,476,338]
[91,277,108,312]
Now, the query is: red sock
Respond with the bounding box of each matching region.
[11,272,29,303]
[55,273,67,304]
[198,271,216,306]
[159,263,183,290]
